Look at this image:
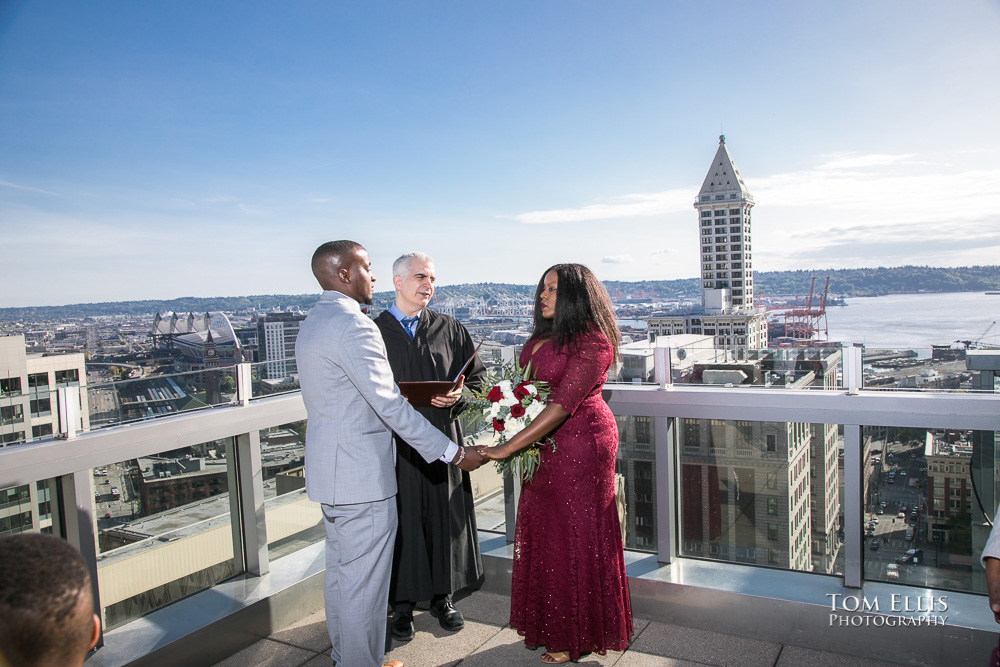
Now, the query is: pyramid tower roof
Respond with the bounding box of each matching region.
[697,135,753,203]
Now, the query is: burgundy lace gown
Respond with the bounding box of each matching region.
[510,328,633,658]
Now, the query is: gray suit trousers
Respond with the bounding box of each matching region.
[322,498,397,666]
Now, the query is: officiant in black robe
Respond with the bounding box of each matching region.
[375,252,487,642]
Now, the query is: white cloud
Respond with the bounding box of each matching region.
[0,179,61,196]
[513,188,695,224]
[602,255,636,264]
[815,152,919,170]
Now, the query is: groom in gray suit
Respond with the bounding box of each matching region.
[296,240,485,667]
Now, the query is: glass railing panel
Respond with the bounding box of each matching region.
[86,367,237,429]
[259,420,319,560]
[95,439,239,629]
[678,417,843,574]
[249,360,300,399]
[612,343,846,390]
[616,415,657,552]
[863,425,999,595]
[860,347,984,391]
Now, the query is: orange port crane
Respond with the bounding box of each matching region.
[780,277,830,340]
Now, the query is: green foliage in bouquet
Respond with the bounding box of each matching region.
[462,360,555,482]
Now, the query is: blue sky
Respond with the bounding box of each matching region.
[2,1,999,307]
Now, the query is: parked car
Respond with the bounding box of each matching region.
[887,563,899,579]
[897,512,906,519]
[870,541,880,551]
[877,507,884,515]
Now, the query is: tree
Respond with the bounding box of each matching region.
[945,511,972,555]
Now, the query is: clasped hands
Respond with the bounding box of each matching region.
[453,442,513,471]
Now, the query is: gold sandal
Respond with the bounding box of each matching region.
[541,652,571,664]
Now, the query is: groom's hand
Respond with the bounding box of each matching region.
[454,446,486,471]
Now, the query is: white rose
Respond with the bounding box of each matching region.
[525,401,545,420]
[499,395,518,408]
[504,418,524,437]
[486,403,501,419]
[524,383,538,396]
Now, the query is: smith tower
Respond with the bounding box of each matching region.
[696,135,755,313]
[646,136,767,349]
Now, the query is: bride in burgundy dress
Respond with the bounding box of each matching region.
[482,263,632,664]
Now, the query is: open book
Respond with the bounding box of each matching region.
[397,340,483,407]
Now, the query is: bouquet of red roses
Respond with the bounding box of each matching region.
[464,361,555,482]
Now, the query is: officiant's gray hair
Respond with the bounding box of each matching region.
[393,252,434,279]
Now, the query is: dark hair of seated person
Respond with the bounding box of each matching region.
[0,532,100,667]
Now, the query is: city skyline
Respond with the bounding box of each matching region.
[2,1,1000,307]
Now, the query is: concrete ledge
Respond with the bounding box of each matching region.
[88,542,326,667]
[89,531,998,667]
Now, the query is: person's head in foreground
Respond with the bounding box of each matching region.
[0,532,101,667]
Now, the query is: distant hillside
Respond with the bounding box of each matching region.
[1,265,998,321]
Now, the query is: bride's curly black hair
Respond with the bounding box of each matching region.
[527,263,621,364]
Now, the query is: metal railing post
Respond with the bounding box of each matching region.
[654,344,674,390]
[58,470,104,647]
[236,363,253,407]
[843,424,863,588]
[845,343,863,395]
[655,415,677,564]
[57,385,81,439]
[231,431,269,576]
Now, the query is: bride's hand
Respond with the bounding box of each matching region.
[481,443,515,461]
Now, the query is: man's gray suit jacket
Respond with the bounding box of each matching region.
[296,290,452,506]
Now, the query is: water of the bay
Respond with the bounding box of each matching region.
[824,291,1000,352]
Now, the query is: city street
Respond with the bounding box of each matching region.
[864,441,928,583]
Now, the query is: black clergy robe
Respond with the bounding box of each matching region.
[374,309,487,603]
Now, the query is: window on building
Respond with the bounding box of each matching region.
[29,397,51,417]
[0,377,22,397]
[1,405,24,425]
[27,373,49,391]
[701,210,712,217]
[54,369,79,386]
[729,209,741,215]
[768,498,778,515]
[634,416,651,444]
[768,524,778,540]
[31,423,53,438]
[765,434,777,452]
[714,210,726,216]
[1,432,26,445]
[730,226,741,233]
[715,236,728,243]
[767,473,777,489]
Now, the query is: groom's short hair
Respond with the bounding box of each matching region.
[0,533,96,667]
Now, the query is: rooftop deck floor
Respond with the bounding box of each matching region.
[213,589,910,667]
